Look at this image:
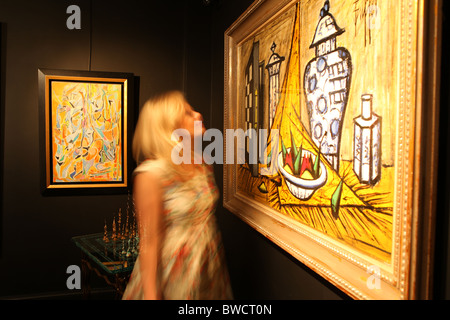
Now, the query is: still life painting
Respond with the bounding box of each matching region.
[238,0,392,265]
[225,0,440,299]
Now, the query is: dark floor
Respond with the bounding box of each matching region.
[1,287,118,300]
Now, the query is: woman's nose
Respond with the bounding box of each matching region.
[195,111,203,121]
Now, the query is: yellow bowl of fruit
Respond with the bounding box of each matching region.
[277,148,327,200]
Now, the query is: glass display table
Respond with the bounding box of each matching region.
[71,233,138,299]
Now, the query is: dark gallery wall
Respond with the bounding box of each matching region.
[0,0,448,300]
[0,0,189,298]
[434,0,450,300]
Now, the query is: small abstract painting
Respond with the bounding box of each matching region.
[39,69,133,190]
[51,81,123,183]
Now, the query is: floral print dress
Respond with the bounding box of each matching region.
[122,159,233,300]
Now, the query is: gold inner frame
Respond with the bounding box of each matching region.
[44,75,128,189]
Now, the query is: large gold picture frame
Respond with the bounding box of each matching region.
[224,0,441,299]
[38,69,134,193]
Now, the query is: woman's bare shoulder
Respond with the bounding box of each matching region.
[133,159,169,177]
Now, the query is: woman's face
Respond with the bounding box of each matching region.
[180,102,205,137]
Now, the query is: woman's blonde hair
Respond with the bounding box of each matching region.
[132,90,186,168]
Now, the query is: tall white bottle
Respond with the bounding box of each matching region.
[353,94,381,185]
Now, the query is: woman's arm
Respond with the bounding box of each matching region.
[133,171,164,300]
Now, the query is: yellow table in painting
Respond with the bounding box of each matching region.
[238,160,393,263]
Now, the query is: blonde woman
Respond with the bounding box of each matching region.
[122,91,233,300]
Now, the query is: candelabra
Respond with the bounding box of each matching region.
[103,193,139,261]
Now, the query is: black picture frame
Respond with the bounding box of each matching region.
[38,68,135,195]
